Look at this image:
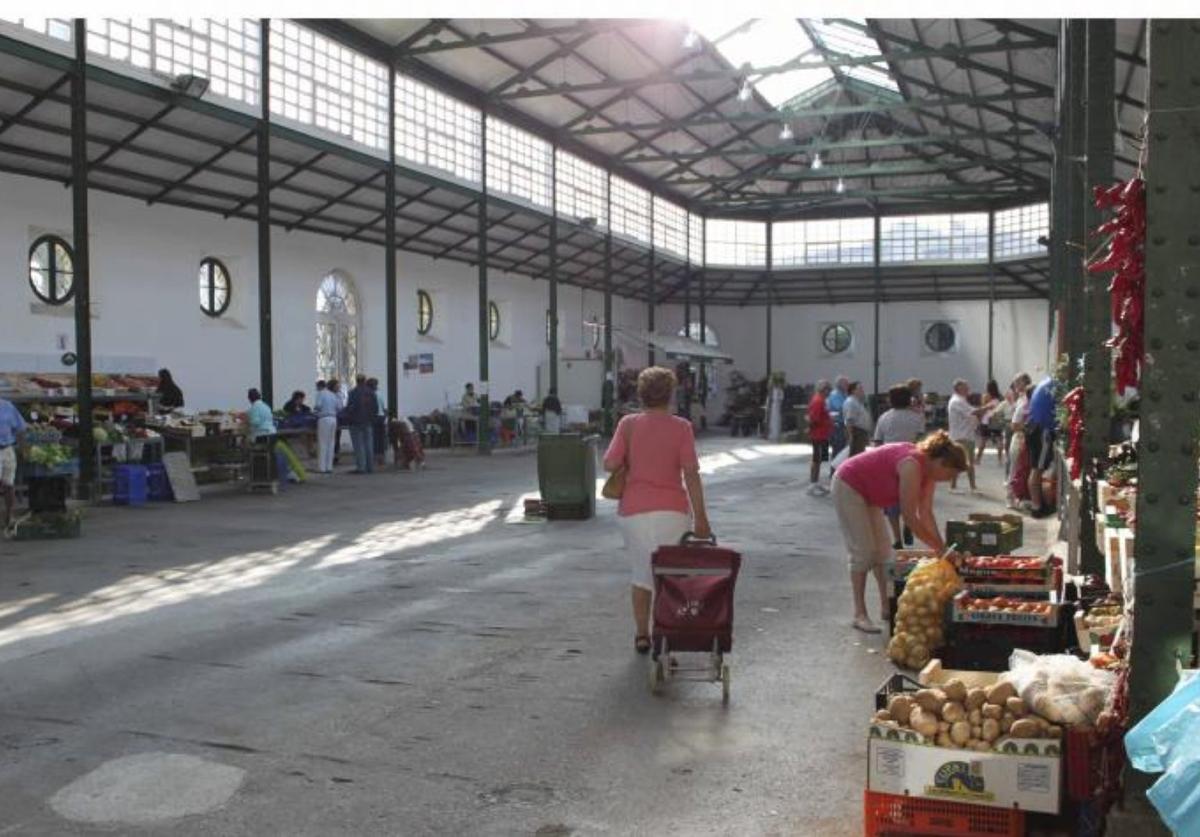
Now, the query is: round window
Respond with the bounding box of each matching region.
[198,257,231,317]
[28,235,75,305]
[924,322,957,353]
[488,301,501,341]
[822,323,852,354]
[417,290,433,335]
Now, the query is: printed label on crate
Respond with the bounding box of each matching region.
[867,737,1062,814]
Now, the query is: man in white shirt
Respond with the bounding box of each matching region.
[947,379,988,492]
[313,380,340,474]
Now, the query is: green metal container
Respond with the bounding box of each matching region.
[537,433,598,520]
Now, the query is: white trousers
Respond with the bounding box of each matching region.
[317,416,337,473]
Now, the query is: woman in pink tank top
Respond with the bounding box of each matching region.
[831,430,969,634]
[604,367,711,654]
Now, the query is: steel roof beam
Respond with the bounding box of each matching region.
[0,71,70,140]
[87,101,175,170]
[671,157,1043,186]
[146,128,258,204]
[288,170,389,231]
[226,151,326,218]
[403,20,636,56]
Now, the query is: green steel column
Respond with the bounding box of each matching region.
[477,114,490,455]
[647,199,656,367]
[1128,13,1200,735]
[987,210,996,383]
[699,218,708,408]
[385,65,398,419]
[873,212,882,399]
[257,18,273,405]
[1079,19,1116,575]
[1049,19,1070,346]
[1064,19,1088,373]
[549,151,559,394]
[765,220,773,377]
[70,19,94,496]
[603,222,614,435]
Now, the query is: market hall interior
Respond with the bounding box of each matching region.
[0,440,1052,835]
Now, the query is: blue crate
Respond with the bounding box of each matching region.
[146,462,173,501]
[113,464,148,506]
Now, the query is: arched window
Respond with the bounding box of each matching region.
[417,290,433,335]
[28,235,75,305]
[679,321,719,347]
[488,301,501,341]
[198,257,232,317]
[316,271,360,385]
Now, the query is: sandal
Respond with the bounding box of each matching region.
[634,635,651,655]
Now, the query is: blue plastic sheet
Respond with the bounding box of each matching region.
[1126,670,1200,835]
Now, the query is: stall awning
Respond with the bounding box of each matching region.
[610,327,733,364]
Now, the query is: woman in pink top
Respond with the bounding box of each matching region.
[604,367,712,654]
[831,430,968,634]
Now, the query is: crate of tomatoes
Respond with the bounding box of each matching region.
[951,592,1060,628]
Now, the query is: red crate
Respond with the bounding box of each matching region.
[864,790,1025,837]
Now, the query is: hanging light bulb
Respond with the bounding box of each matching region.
[683,28,699,49]
[737,79,752,102]
[779,123,793,142]
[811,152,823,170]
[835,176,846,194]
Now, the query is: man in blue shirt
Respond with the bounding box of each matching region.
[827,375,850,457]
[0,397,29,529]
[246,388,276,441]
[1025,377,1057,518]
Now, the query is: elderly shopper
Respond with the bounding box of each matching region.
[832,430,969,633]
[842,381,873,457]
[947,379,989,492]
[0,395,27,530]
[603,367,712,655]
[313,380,339,474]
[806,380,834,492]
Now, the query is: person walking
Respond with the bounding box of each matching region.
[345,375,376,474]
[947,379,988,492]
[827,376,850,458]
[0,396,27,531]
[832,431,969,633]
[313,380,339,474]
[328,378,347,466]
[1025,376,1058,518]
[603,367,712,655]
[842,381,873,457]
[806,380,834,493]
[873,384,927,548]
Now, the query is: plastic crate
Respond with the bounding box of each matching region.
[113,464,148,506]
[146,462,173,501]
[864,790,1025,836]
[942,616,1073,671]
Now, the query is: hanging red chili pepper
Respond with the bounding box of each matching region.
[1086,178,1146,395]
[1063,386,1087,480]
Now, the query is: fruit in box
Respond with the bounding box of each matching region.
[959,596,1053,616]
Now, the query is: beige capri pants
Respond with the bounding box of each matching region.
[831,473,893,573]
[618,510,691,591]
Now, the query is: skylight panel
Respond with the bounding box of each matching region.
[689,18,828,109]
[805,19,899,93]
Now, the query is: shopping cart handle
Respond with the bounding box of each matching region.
[679,531,718,546]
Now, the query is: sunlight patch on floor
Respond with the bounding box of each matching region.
[315,500,503,568]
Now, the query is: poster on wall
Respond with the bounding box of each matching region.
[403,354,419,375]
[418,353,434,374]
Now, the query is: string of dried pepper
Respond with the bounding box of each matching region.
[1063,386,1086,481]
[1086,178,1145,395]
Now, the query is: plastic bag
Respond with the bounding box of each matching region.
[887,557,962,670]
[1126,669,1200,773]
[1002,650,1117,726]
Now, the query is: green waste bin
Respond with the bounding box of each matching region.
[537,433,598,520]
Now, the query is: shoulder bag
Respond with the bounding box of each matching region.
[601,416,634,500]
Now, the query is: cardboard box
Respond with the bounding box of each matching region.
[951,591,1060,627]
[867,724,1062,814]
[946,514,1023,556]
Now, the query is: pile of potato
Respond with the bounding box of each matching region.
[872,679,1063,751]
[887,558,962,670]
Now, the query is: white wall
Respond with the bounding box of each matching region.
[1,170,1052,420]
[0,171,647,414]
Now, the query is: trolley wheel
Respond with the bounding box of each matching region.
[720,663,731,705]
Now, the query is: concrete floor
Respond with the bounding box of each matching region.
[0,438,1050,836]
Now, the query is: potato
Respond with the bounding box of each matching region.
[950,720,971,746]
[982,704,1004,721]
[972,740,993,752]
[906,644,931,670]
[936,732,954,748]
[874,710,893,723]
[941,701,966,723]
[967,709,982,726]
[970,724,982,739]
[1046,725,1063,740]
[887,695,915,726]
[1000,714,1014,734]
[942,679,968,704]
[1005,696,1027,717]
[965,688,988,712]
[938,721,950,734]
[1010,719,1040,739]
[910,707,939,737]
[981,718,1000,742]
[914,689,947,713]
[986,681,1017,705]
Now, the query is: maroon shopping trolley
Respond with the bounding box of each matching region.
[649,533,742,703]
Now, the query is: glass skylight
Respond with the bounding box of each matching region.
[688,17,897,108]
